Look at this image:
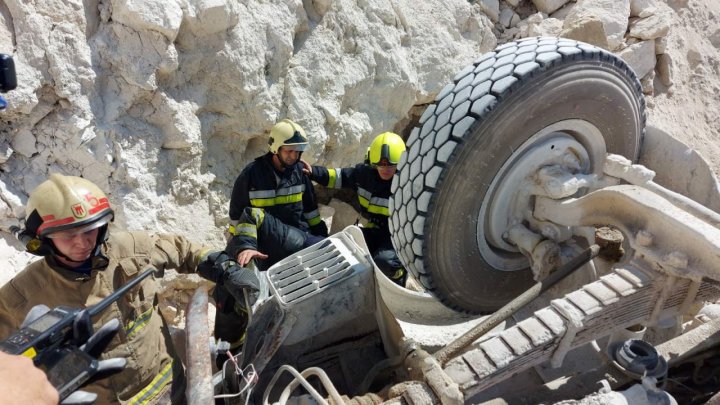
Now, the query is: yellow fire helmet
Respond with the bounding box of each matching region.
[268,119,309,154]
[368,132,406,166]
[21,174,114,255]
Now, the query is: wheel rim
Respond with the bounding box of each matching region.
[476,119,607,271]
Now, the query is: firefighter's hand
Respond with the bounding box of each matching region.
[222,262,261,305]
[0,351,58,405]
[300,159,312,176]
[237,249,268,267]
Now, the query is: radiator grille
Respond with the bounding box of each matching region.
[267,238,359,304]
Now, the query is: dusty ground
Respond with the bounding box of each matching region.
[647,0,720,176]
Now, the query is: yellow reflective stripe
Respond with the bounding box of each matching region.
[273,193,303,205]
[328,168,340,189]
[228,330,247,350]
[250,193,303,207]
[227,224,238,236]
[358,196,389,216]
[307,216,322,226]
[250,198,275,207]
[251,208,265,228]
[367,204,390,216]
[125,307,154,339]
[128,361,174,405]
[236,224,257,238]
[392,268,406,280]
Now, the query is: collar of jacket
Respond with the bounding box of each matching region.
[46,251,110,282]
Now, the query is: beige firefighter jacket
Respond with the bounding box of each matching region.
[0,230,209,404]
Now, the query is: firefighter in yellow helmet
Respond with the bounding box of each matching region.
[219,118,328,359]
[303,132,408,286]
[0,173,254,404]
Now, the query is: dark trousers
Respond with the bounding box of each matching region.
[215,209,320,350]
[361,227,406,286]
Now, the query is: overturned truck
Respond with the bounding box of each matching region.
[186,37,720,404]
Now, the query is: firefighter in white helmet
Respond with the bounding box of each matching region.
[0,173,254,404]
[218,118,328,355]
[303,132,408,286]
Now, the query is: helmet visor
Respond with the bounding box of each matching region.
[280,143,308,152]
[45,215,112,239]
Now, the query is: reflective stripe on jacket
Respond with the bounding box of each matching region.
[0,231,208,404]
[311,163,393,232]
[228,153,327,237]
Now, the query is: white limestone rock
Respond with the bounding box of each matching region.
[628,3,672,40]
[0,143,12,165]
[478,0,500,23]
[500,7,520,28]
[655,35,668,54]
[560,16,611,49]
[656,53,673,87]
[11,129,37,158]
[531,0,570,15]
[616,39,657,80]
[529,17,563,37]
[148,94,202,150]
[183,0,240,36]
[110,0,184,41]
[630,0,657,17]
[563,0,630,50]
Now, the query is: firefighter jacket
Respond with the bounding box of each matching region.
[0,231,209,405]
[310,163,392,235]
[228,153,327,241]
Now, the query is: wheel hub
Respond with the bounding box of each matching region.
[477,119,606,271]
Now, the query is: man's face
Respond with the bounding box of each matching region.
[48,227,100,266]
[277,146,301,166]
[374,158,397,180]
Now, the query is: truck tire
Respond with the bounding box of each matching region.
[389,37,645,313]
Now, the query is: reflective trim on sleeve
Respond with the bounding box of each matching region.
[127,361,174,405]
[125,307,154,339]
[328,168,342,189]
[304,209,322,226]
[235,224,257,239]
[392,268,406,280]
[250,208,265,228]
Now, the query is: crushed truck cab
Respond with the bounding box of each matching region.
[187,37,720,404]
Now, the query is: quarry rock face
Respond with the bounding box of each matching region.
[0,0,497,279]
[0,0,713,288]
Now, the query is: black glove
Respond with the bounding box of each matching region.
[198,251,261,304]
[310,221,329,237]
[21,306,127,404]
[197,251,233,283]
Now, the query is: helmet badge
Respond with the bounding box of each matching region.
[71,203,87,218]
